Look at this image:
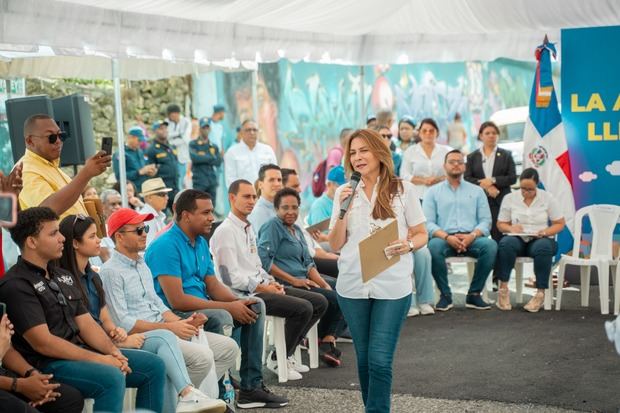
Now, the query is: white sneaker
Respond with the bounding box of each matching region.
[287,356,310,373]
[419,303,435,315]
[266,353,303,381]
[177,387,227,413]
[407,307,420,317]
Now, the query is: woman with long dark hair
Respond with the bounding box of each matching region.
[328,129,428,412]
[58,215,225,413]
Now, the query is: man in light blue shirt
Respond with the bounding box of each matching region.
[308,165,345,226]
[423,149,497,311]
[247,164,282,234]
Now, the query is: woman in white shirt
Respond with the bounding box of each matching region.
[400,118,452,200]
[328,129,428,413]
[495,168,565,312]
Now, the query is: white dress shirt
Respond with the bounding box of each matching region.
[166,116,192,164]
[224,141,277,188]
[481,147,497,179]
[497,189,563,237]
[401,143,451,199]
[330,179,426,299]
[139,203,167,247]
[210,212,272,295]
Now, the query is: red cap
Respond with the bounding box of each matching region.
[107,208,154,237]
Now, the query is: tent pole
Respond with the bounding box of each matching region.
[112,58,128,207]
[360,65,366,126]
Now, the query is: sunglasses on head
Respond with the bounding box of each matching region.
[119,225,150,236]
[72,214,87,228]
[31,131,68,144]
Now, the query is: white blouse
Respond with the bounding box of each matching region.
[497,189,563,236]
[400,143,452,200]
[329,179,426,300]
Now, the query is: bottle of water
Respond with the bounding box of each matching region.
[223,372,235,407]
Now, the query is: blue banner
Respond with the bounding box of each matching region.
[561,26,620,209]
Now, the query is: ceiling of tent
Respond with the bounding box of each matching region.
[1,0,619,70]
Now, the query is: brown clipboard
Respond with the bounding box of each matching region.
[358,219,400,283]
[305,218,330,233]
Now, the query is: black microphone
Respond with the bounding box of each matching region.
[339,171,362,219]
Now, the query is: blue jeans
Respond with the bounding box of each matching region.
[142,329,193,413]
[309,275,344,338]
[337,294,412,413]
[428,237,497,297]
[410,247,435,307]
[42,360,126,413]
[496,236,557,289]
[120,349,166,412]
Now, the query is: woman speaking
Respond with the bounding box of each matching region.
[328,129,428,413]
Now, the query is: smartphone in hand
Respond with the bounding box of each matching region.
[101,137,113,156]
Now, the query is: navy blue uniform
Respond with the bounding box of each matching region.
[189,138,222,204]
[145,139,178,208]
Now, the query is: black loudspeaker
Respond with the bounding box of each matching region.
[6,95,53,164]
[52,94,96,166]
[6,94,95,166]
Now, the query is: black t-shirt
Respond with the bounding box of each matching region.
[0,257,88,369]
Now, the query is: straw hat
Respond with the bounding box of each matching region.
[140,177,173,197]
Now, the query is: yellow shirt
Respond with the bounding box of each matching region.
[19,149,87,218]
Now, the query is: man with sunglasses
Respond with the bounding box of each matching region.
[0,207,131,412]
[223,119,277,188]
[19,114,111,219]
[138,178,172,247]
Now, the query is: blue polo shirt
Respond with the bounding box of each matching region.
[145,223,213,307]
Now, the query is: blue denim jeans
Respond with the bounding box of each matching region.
[428,237,497,297]
[496,236,557,289]
[337,293,412,413]
[120,348,166,412]
[410,247,435,308]
[142,329,193,413]
[42,360,126,413]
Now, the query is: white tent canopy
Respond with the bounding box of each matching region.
[2,0,620,67]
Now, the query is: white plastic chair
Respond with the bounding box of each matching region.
[514,257,553,310]
[262,316,319,383]
[556,204,620,315]
[444,256,492,302]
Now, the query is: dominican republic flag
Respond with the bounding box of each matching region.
[523,36,576,256]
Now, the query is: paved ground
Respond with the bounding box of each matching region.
[258,263,620,413]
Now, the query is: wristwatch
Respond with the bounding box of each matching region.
[407,239,415,252]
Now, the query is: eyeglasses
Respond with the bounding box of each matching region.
[381,134,392,139]
[119,226,149,236]
[30,131,68,144]
[48,279,68,306]
[243,128,259,133]
[153,192,169,198]
[446,160,465,165]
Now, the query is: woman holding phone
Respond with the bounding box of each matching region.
[328,129,428,413]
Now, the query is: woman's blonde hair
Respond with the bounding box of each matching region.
[343,129,403,220]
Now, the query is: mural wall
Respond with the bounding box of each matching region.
[195,58,539,206]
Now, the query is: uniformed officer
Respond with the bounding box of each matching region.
[145,120,179,209]
[189,117,223,206]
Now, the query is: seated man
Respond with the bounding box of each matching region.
[423,149,498,311]
[0,207,133,412]
[100,208,235,412]
[145,189,288,409]
[258,188,342,366]
[0,313,84,413]
[211,180,328,379]
[138,177,172,247]
[247,164,282,234]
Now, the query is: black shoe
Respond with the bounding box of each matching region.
[435,294,453,312]
[236,385,289,409]
[465,294,491,310]
[319,341,342,367]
